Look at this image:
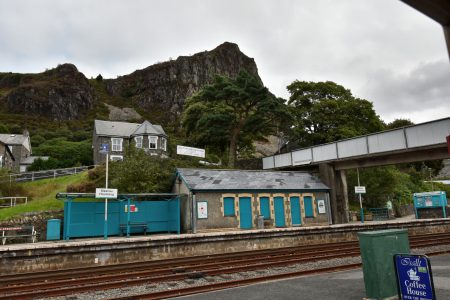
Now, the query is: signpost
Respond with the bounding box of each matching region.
[355,168,366,223]
[98,143,114,239]
[96,188,117,239]
[394,254,436,300]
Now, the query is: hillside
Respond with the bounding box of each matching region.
[0,42,260,128]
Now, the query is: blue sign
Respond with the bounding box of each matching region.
[99,143,109,154]
[394,254,436,300]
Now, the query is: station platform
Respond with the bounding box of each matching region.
[181,254,450,300]
[1,217,449,275]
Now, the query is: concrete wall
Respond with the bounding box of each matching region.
[1,219,449,275]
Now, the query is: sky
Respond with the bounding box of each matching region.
[0,0,449,124]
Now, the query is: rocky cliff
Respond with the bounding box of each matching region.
[0,42,260,123]
[105,42,260,122]
[0,64,94,121]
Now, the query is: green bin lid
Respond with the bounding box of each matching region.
[357,229,407,237]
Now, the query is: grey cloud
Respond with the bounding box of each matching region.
[362,61,450,122]
[0,0,448,123]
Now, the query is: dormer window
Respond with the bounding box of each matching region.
[111,138,123,152]
[161,137,167,151]
[149,136,158,149]
[134,136,143,148]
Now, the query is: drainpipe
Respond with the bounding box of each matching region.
[192,193,197,234]
[325,193,332,225]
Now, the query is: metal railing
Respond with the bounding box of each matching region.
[0,165,96,184]
[0,197,28,208]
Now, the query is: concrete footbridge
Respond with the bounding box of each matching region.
[262,117,450,223]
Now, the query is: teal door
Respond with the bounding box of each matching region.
[304,196,314,217]
[259,197,270,220]
[239,197,252,229]
[290,196,301,225]
[274,196,286,227]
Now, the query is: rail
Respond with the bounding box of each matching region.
[0,197,27,208]
[0,165,96,184]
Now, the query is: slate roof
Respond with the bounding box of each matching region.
[94,120,166,137]
[177,168,329,192]
[132,120,166,136]
[0,134,27,145]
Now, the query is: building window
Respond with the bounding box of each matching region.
[149,136,158,149]
[110,155,123,161]
[304,196,314,218]
[0,155,3,168]
[223,197,235,216]
[134,136,143,148]
[161,137,167,151]
[111,138,123,152]
[259,197,271,220]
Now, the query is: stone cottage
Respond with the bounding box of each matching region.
[0,140,15,170]
[0,131,31,172]
[173,168,331,233]
[92,120,168,164]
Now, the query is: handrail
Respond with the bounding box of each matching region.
[0,197,28,208]
[0,165,97,183]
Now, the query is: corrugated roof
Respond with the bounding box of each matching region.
[0,134,27,145]
[94,120,166,137]
[177,168,329,192]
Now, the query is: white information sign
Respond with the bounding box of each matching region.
[354,186,366,194]
[95,188,118,199]
[197,201,208,219]
[317,199,326,214]
[177,145,205,158]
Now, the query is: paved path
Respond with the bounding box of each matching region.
[181,254,450,300]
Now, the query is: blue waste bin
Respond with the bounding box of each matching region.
[46,219,61,240]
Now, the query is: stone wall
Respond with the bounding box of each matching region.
[0,210,63,242]
[1,219,449,275]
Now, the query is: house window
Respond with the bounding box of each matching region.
[110,155,123,161]
[134,136,143,148]
[259,197,271,220]
[161,137,167,151]
[111,138,123,152]
[149,136,158,149]
[0,155,3,168]
[223,197,235,216]
[304,196,314,218]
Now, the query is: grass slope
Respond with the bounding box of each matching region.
[0,171,88,221]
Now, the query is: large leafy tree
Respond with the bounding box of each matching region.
[287,81,384,147]
[182,71,289,167]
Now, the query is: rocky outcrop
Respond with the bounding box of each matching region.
[104,103,142,121]
[1,64,94,121]
[105,42,260,122]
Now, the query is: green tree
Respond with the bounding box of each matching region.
[385,118,414,129]
[287,81,384,147]
[183,71,289,167]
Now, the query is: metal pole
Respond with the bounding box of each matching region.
[104,153,109,240]
[357,168,364,224]
[127,198,131,237]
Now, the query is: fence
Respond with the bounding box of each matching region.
[0,197,28,208]
[0,165,95,184]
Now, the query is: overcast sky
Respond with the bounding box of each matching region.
[0,0,449,124]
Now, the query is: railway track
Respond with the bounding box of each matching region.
[1,232,450,300]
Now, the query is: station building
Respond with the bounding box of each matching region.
[173,168,331,232]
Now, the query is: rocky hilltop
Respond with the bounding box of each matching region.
[0,64,94,121]
[0,42,260,122]
[105,42,260,121]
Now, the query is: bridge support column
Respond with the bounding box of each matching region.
[319,163,349,224]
